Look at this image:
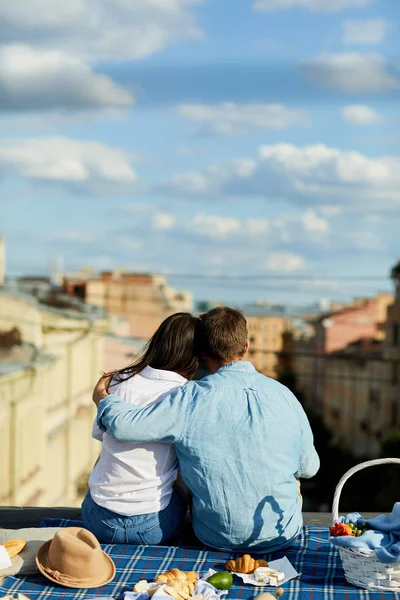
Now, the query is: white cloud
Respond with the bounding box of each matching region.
[302,209,329,233]
[0,137,136,186]
[153,212,176,230]
[188,214,241,239]
[0,0,203,61]
[0,109,127,135]
[253,0,372,13]
[341,104,383,125]
[302,53,399,94]
[160,213,270,241]
[0,45,133,112]
[163,143,400,211]
[342,18,388,45]
[265,252,305,272]
[177,102,310,135]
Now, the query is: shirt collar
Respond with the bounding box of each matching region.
[141,365,187,384]
[217,360,257,374]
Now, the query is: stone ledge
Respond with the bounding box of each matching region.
[0,507,383,530]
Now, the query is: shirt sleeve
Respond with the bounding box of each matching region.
[297,406,320,479]
[96,385,190,443]
[283,388,320,479]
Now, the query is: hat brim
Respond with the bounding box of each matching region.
[35,539,116,589]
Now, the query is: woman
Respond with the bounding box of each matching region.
[82,312,198,545]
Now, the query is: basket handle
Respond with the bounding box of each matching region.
[332,458,400,524]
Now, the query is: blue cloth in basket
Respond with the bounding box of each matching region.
[330,502,400,564]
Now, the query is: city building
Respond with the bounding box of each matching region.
[64,271,192,339]
[242,305,291,379]
[0,286,108,507]
[278,320,316,408]
[295,293,393,412]
[322,338,384,457]
[380,261,400,436]
[278,279,399,457]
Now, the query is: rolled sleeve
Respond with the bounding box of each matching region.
[298,415,320,479]
[97,387,189,443]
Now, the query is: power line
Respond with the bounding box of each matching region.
[5,273,394,282]
[167,274,392,282]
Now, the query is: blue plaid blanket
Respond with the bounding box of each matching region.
[1,519,399,600]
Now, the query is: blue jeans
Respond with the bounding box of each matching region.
[81,488,187,545]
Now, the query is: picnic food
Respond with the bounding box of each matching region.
[206,571,233,590]
[133,581,160,595]
[329,522,368,538]
[156,569,199,584]
[2,539,27,558]
[0,596,32,600]
[225,554,268,574]
[134,570,201,600]
[164,580,196,600]
[253,567,285,586]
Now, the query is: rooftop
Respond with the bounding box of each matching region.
[0,342,55,376]
[1,282,107,321]
[241,302,322,319]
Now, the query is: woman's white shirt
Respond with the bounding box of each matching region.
[89,366,186,516]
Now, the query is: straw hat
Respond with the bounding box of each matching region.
[35,527,115,589]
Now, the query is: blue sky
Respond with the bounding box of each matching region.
[0,0,399,305]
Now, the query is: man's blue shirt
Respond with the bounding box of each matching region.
[97,361,320,551]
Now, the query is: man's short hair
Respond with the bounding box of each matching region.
[198,306,248,361]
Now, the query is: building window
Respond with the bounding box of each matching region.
[393,323,399,346]
[250,336,255,343]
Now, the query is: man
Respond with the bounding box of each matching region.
[94,307,319,551]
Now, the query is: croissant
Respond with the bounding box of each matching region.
[3,539,27,558]
[157,569,184,583]
[185,572,199,584]
[156,569,199,585]
[225,554,268,574]
[165,584,190,600]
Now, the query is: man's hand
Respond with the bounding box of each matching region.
[93,375,112,406]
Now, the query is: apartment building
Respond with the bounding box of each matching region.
[380,261,400,434]
[0,288,108,507]
[297,292,393,412]
[64,271,192,339]
[243,306,290,379]
[323,339,384,457]
[278,273,399,457]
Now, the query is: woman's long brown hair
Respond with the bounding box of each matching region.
[105,312,199,388]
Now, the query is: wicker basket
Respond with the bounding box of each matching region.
[331,457,400,592]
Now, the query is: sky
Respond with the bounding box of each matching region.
[1,0,399,306]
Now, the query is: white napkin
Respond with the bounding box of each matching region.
[205,557,299,588]
[124,579,227,600]
[0,546,11,570]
